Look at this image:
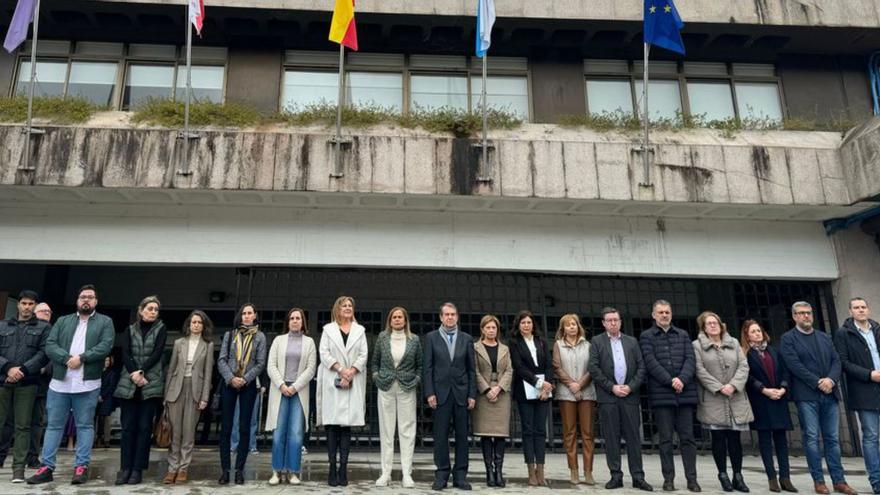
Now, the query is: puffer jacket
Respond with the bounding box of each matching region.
[640,324,698,406]
[693,333,753,426]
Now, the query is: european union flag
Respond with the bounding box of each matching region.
[644,0,685,55]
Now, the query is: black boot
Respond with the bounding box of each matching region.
[338,429,350,487]
[327,426,339,487]
[115,470,131,485]
[719,473,734,492]
[127,470,142,485]
[480,437,496,487]
[732,473,749,493]
[493,437,506,488]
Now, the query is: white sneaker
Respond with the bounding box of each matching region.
[289,473,301,484]
[376,474,391,487]
[402,475,415,488]
[269,471,280,485]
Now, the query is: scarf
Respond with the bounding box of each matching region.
[234,325,259,377]
[749,340,768,353]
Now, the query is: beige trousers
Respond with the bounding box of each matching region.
[166,377,200,472]
[377,382,417,477]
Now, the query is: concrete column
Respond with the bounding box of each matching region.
[831,224,880,325]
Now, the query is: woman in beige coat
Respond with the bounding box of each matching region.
[265,308,317,485]
[552,313,597,486]
[472,315,513,488]
[693,311,753,493]
[163,310,214,484]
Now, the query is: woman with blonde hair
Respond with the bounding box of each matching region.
[552,313,597,485]
[693,311,752,493]
[317,296,368,486]
[371,307,422,487]
[265,308,317,485]
[472,314,513,487]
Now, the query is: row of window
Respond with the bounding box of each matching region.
[11,43,786,124]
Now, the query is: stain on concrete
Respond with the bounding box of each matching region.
[298,135,310,191]
[449,138,475,196]
[657,162,713,202]
[752,146,771,181]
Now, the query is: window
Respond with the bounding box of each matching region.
[347,72,403,111]
[124,64,174,109]
[16,61,67,98]
[410,74,468,112]
[470,76,529,119]
[67,62,118,106]
[634,79,682,121]
[175,65,225,103]
[687,81,735,122]
[585,79,633,116]
[281,70,338,111]
[735,82,782,123]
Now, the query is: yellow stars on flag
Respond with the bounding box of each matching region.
[649,5,657,13]
[648,4,673,14]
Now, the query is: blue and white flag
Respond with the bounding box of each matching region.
[475,0,495,58]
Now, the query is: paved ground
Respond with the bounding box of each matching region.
[0,447,872,494]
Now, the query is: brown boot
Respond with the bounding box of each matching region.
[162,472,176,484]
[583,470,595,486]
[815,482,830,495]
[769,478,780,493]
[176,470,188,483]
[536,464,548,486]
[780,479,798,493]
[833,483,858,495]
[527,464,538,486]
[569,468,579,485]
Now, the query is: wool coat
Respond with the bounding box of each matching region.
[316,322,368,427]
[693,333,753,427]
[472,341,513,437]
[265,332,317,432]
[745,344,792,431]
[834,317,880,411]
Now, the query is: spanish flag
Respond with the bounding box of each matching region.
[329,0,358,51]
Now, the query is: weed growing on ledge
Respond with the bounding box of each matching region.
[132,99,266,127]
[0,96,98,124]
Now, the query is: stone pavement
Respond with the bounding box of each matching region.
[0,447,872,494]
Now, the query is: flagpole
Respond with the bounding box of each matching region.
[479,54,489,181]
[180,1,194,176]
[332,42,345,177]
[21,0,41,172]
[641,42,652,186]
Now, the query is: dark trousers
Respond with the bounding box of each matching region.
[119,397,159,470]
[653,405,698,482]
[710,430,744,474]
[757,429,790,479]
[220,382,257,472]
[599,400,645,481]
[432,398,470,483]
[517,400,549,464]
[0,385,37,470]
[30,396,45,458]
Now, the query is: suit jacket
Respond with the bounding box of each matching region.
[587,332,644,404]
[371,330,423,392]
[509,335,554,403]
[164,337,214,404]
[423,328,476,406]
[779,326,841,402]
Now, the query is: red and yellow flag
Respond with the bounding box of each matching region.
[329,0,358,51]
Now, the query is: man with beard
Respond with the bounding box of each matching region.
[27,285,115,486]
[0,290,50,482]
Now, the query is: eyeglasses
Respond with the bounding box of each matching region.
[794,311,813,316]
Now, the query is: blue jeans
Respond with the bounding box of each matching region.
[858,410,880,489]
[796,396,846,484]
[40,389,100,470]
[231,392,260,451]
[271,394,304,472]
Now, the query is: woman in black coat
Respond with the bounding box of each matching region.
[509,310,554,487]
[741,320,796,493]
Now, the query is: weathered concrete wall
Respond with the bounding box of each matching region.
[840,118,880,203]
[0,123,853,207]
[98,0,880,28]
[832,224,880,326]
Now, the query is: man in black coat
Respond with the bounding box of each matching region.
[588,307,653,492]
[639,299,700,492]
[423,302,476,491]
[834,297,880,494]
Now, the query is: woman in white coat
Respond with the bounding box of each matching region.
[265,307,317,485]
[317,296,368,487]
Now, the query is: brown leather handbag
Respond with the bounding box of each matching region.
[154,407,172,448]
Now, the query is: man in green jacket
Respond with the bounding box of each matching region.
[27,285,115,486]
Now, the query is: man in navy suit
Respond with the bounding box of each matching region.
[780,301,856,495]
[423,302,476,491]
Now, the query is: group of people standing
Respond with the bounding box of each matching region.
[2,284,880,495]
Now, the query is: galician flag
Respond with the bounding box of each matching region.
[3,0,37,53]
[329,0,358,51]
[475,0,495,58]
[189,0,205,36]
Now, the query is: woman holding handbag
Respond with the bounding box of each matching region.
[113,295,168,485]
[265,307,317,485]
[162,310,215,484]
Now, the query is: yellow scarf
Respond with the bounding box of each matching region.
[234,325,258,377]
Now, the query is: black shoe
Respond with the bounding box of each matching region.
[338,464,348,486]
[234,470,244,484]
[664,480,676,491]
[432,478,448,491]
[127,470,142,485]
[688,480,703,493]
[27,466,53,485]
[71,465,89,485]
[218,471,230,485]
[453,480,472,490]
[485,463,497,487]
[732,473,749,493]
[328,463,338,486]
[606,478,624,489]
[634,479,655,492]
[115,470,131,485]
[719,473,734,492]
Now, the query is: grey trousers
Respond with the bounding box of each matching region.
[166,377,200,472]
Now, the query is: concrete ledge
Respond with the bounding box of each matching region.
[840,117,880,202]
